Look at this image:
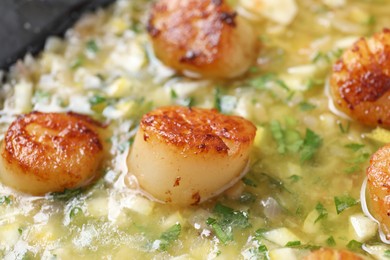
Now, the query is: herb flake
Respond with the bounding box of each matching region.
[159,223,181,251]
[334,195,358,214]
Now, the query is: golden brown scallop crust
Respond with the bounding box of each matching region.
[140,106,257,154]
[367,144,390,238]
[0,111,105,194]
[148,0,258,78]
[303,248,364,260]
[330,28,390,128]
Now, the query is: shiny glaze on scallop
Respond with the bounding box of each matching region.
[141,106,256,154]
[330,28,390,128]
[128,106,256,205]
[0,112,105,195]
[148,0,259,78]
[366,144,390,240]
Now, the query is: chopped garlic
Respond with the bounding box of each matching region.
[106,77,133,98]
[263,228,301,246]
[322,0,346,8]
[269,247,298,260]
[109,17,128,35]
[87,196,109,218]
[365,127,390,144]
[122,195,154,216]
[240,0,298,25]
[14,80,33,113]
[303,210,320,234]
[349,214,377,242]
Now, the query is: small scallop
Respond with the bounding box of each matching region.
[0,112,106,195]
[330,28,390,128]
[127,106,256,206]
[147,0,259,79]
[304,248,365,260]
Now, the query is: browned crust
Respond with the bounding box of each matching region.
[1,111,104,186]
[303,248,364,260]
[330,28,390,128]
[140,106,256,154]
[367,144,390,238]
[148,0,237,67]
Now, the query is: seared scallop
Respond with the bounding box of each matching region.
[127,106,256,206]
[147,0,259,79]
[304,248,365,260]
[330,28,390,128]
[366,144,390,240]
[0,112,105,195]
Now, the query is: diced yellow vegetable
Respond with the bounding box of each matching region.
[14,80,33,113]
[254,126,265,147]
[87,196,109,218]
[303,210,320,234]
[365,127,390,144]
[263,228,301,246]
[349,213,377,242]
[269,248,298,260]
[106,77,133,98]
[0,223,20,247]
[110,18,128,35]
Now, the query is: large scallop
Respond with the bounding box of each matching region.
[147,0,259,79]
[0,112,106,195]
[330,28,390,128]
[127,106,256,206]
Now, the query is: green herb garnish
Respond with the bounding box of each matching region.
[159,223,181,251]
[314,202,328,223]
[86,39,99,53]
[334,195,358,214]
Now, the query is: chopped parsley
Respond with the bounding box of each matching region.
[270,120,286,154]
[314,202,328,223]
[337,121,350,134]
[300,129,322,162]
[270,120,322,163]
[69,207,83,219]
[0,195,12,205]
[249,73,291,99]
[288,175,302,183]
[285,241,301,247]
[89,94,107,105]
[33,90,51,102]
[70,56,84,70]
[299,101,316,111]
[345,143,365,152]
[285,240,320,250]
[86,39,99,53]
[344,144,370,174]
[334,195,358,214]
[326,236,336,246]
[159,223,181,251]
[346,239,363,252]
[213,88,237,114]
[170,89,178,99]
[206,203,250,244]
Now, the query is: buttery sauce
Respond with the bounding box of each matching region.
[1,0,390,259]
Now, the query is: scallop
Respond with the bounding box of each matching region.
[147,0,259,79]
[127,106,256,206]
[366,144,390,240]
[330,28,390,128]
[304,248,365,260]
[0,112,106,195]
